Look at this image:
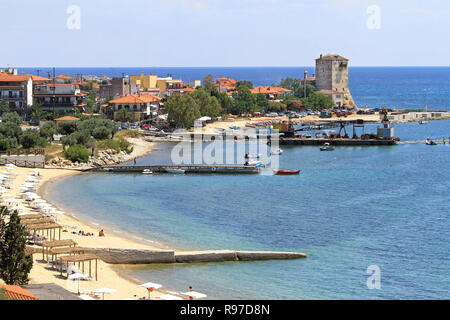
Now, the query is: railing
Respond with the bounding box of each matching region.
[0,158,45,168]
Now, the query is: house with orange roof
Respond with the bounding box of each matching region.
[250,86,292,100]
[33,82,87,112]
[0,73,34,113]
[0,285,39,300]
[182,87,197,94]
[54,116,80,124]
[108,94,163,121]
[54,74,73,84]
[215,77,237,92]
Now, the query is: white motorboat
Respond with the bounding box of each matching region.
[142,169,153,174]
[426,137,437,145]
[320,143,335,151]
[419,120,428,124]
[270,149,283,155]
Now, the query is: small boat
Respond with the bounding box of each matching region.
[165,168,185,174]
[142,169,153,174]
[419,120,428,124]
[270,149,283,155]
[426,137,437,145]
[320,143,335,151]
[273,169,300,175]
[248,160,262,166]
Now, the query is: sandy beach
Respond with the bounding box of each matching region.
[0,138,188,300]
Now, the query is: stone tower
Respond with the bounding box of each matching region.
[314,53,355,108]
[315,53,348,91]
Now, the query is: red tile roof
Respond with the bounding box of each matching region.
[0,73,32,82]
[0,285,39,300]
[54,116,80,121]
[55,74,73,80]
[250,86,292,95]
[109,94,162,104]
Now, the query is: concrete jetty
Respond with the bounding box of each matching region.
[84,248,307,264]
[87,164,261,174]
[280,137,397,146]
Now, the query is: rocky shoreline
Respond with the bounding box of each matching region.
[45,138,156,170]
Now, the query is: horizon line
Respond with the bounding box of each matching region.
[9,65,450,69]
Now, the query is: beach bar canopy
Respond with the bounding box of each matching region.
[49,247,86,264]
[41,239,77,261]
[25,223,62,241]
[59,254,100,281]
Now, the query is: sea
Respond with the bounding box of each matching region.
[39,67,450,299]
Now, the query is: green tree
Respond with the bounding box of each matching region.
[277,78,315,99]
[202,74,216,95]
[236,80,253,89]
[0,208,33,285]
[0,122,22,140]
[30,104,46,124]
[255,93,269,112]
[0,99,10,116]
[303,92,334,110]
[191,89,222,118]
[166,94,201,128]
[231,84,256,114]
[2,112,22,125]
[39,121,57,141]
[57,121,79,135]
[213,91,233,115]
[19,129,40,149]
[0,133,10,151]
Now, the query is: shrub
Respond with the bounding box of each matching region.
[92,126,111,140]
[0,138,10,151]
[63,144,90,163]
[36,137,49,147]
[19,129,40,149]
[98,138,133,154]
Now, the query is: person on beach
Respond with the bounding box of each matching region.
[188,286,194,300]
[134,158,137,165]
[99,229,105,237]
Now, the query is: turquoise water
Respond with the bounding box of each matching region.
[46,120,450,299]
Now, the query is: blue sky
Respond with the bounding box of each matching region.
[1,0,449,67]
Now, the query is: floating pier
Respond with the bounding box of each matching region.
[87,164,261,174]
[279,138,398,146]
